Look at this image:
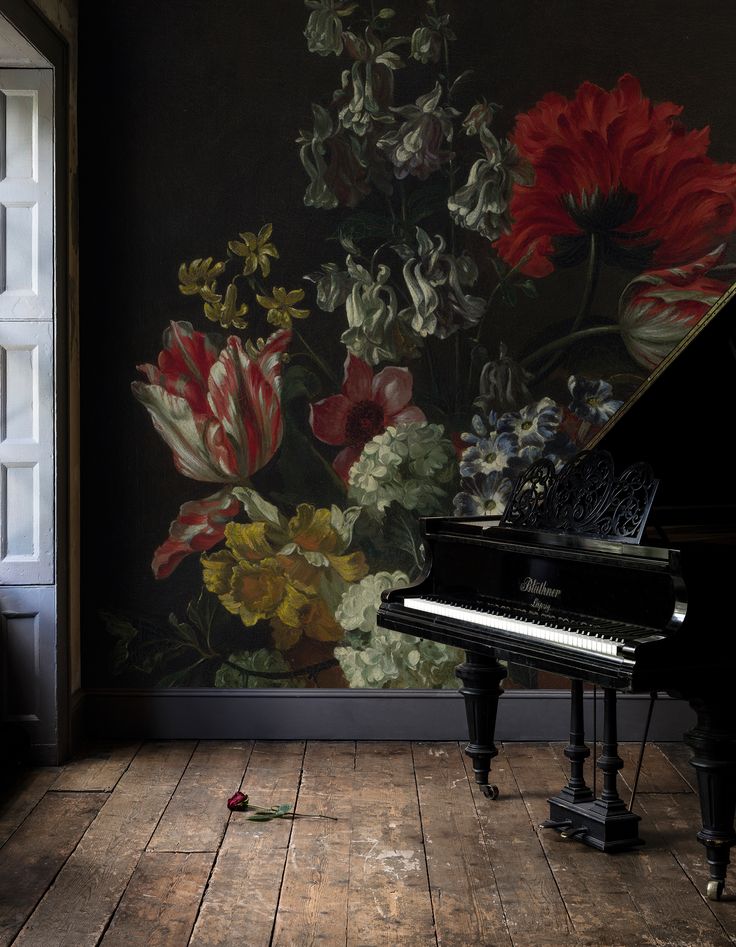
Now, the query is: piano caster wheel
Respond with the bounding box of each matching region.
[481,784,499,800]
[707,880,724,901]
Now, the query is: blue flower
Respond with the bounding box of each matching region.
[459,413,523,478]
[567,376,623,425]
[453,471,514,517]
[497,397,562,447]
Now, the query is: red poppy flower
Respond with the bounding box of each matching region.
[309,353,426,481]
[495,75,736,277]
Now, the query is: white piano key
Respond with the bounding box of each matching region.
[403,597,621,657]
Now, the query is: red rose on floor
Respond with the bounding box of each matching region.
[495,75,736,277]
[309,353,426,481]
[227,791,249,811]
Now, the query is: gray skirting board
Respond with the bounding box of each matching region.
[81,689,695,743]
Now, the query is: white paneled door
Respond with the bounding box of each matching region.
[0,68,56,760]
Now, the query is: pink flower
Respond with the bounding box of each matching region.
[619,245,729,369]
[132,321,290,577]
[309,353,426,481]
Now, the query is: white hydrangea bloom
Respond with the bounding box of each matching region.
[348,421,456,515]
[336,570,410,634]
[335,627,462,688]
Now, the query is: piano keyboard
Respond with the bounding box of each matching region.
[402,595,654,658]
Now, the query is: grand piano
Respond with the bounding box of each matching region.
[378,282,736,901]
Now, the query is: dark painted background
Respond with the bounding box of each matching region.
[81,0,736,685]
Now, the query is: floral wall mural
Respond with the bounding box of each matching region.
[85,0,736,691]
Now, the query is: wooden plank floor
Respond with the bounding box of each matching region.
[0,741,734,946]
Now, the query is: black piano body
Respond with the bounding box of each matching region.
[377,283,736,901]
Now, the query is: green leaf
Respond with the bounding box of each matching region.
[215,649,294,689]
[187,588,222,634]
[406,184,449,225]
[501,284,518,307]
[137,649,166,676]
[382,502,425,573]
[214,662,245,688]
[101,612,138,642]
[377,7,395,17]
[448,69,475,99]
[100,612,140,675]
[232,486,284,530]
[168,614,199,647]
[335,212,394,250]
[156,660,206,688]
[281,364,321,403]
[520,279,538,299]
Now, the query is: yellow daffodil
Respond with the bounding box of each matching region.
[202,495,367,634]
[224,521,273,562]
[202,544,313,629]
[271,597,343,652]
[287,504,368,582]
[203,521,320,629]
[256,287,310,329]
[229,223,279,278]
[178,258,226,297]
[204,283,249,330]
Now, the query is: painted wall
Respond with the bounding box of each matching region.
[82,0,736,693]
[27,0,80,697]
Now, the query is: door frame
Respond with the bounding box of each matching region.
[0,0,71,763]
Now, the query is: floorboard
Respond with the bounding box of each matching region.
[0,739,732,947]
[0,791,106,946]
[413,741,511,946]
[12,741,195,947]
[346,742,436,946]
[188,741,305,947]
[271,742,353,947]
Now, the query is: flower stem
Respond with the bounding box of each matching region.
[530,232,601,384]
[294,328,340,387]
[520,324,621,369]
[245,801,337,821]
[571,232,601,334]
[225,656,340,682]
[302,436,347,494]
[473,251,532,346]
[424,339,443,410]
[454,331,461,413]
[441,31,458,257]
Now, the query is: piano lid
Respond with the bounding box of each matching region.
[586,280,736,515]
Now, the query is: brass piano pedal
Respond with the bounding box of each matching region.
[707,880,725,902]
[540,819,571,830]
[560,826,589,840]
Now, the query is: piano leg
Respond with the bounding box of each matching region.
[456,652,506,800]
[545,686,643,851]
[558,678,593,804]
[594,688,629,815]
[685,696,736,901]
